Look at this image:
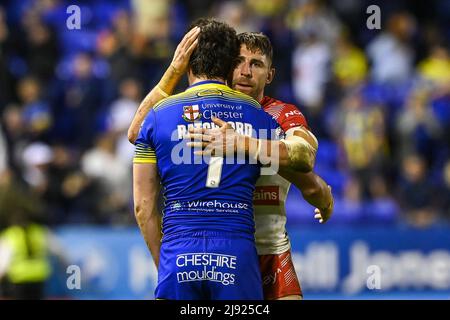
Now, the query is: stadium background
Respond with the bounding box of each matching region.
[0,0,449,299]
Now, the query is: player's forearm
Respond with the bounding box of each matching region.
[128,89,163,144]
[127,65,183,144]
[298,173,333,211]
[279,169,332,211]
[244,137,314,172]
[133,163,161,266]
[134,203,162,268]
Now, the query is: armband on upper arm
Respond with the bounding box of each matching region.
[133,144,157,164]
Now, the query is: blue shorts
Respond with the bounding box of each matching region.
[155,231,263,300]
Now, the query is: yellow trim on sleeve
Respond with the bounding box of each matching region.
[133,144,157,164]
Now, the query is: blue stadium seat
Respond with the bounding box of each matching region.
[362,82,386,105]
[91,1,129,29]
[316,139,339,168]
[58,30,98,54]
[314,166,348,196]
[364,199,399,224]
[285,186,316,225]
[431,95,450,126]
[330,197,365,224]
[286,190,367,225]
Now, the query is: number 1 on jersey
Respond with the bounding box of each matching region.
[206,156,223,188]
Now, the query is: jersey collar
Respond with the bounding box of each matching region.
[185,80,229,92]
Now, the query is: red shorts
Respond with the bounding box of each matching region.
[258,250,302,300]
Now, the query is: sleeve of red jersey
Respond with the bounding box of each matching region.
[277,104,310,133]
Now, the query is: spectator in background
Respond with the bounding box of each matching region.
[333,176,363,223]
[96,10,141,83]
[418,44,450,89]
[21,142,53,195]
[43,144,102,225]
[333,90,388,199]
[53,52,103,149]
[81,133,132,224]
[397,154,438,228]
[132,0,171,41]
[396,89,442,163]
[0,169,49,299]
[131,0,172,61]
[419,45,450,156]
[289,0,341,121]
[441,161,450,220]
[1,105,28,173]
[288,0,342,125]
[0,123,7,175]
[17,76,52,141]
[292,31,330,116]
[332,31,368,90]
[366,175,399,223]
[215,1,259,34]
[245,0,287,19]
[57,170,103,225]
[20,12,59,83]
[287,0,341,45]
[41,144,75,224]
[367,12,415,84]
[0,7,13,110]
[107,78,142,165]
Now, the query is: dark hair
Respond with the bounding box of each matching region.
[188,18,239,80]
[237,32,273,65]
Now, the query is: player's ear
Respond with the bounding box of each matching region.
[187,68,195,84]
[266,67,275,85]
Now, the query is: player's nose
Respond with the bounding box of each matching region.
[240,62,251,77]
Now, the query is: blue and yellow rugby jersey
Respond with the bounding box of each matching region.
[134,80,280,237]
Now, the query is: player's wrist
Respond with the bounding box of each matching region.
[320,193,334,213]
[169,63,182,75]
[155,85,169,98]
[156,64,184,96]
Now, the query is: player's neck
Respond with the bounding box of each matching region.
[188,73,226,86]
[256,91,265,103]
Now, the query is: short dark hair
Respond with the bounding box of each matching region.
[188,19,239,80]
[237,32,273,65]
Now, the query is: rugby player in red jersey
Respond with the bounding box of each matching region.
[128,29,333,300]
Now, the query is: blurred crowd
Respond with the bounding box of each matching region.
[0,0,449,228]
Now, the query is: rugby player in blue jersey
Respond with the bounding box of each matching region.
[133,19,316,300]
[131,21,332,300]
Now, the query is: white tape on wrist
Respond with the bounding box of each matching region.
[281,135,316,165]
[285,127,318,149]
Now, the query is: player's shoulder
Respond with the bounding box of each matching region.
[223,87,262,110]
[153,90,199,112]
[262,96,309,130]
[262,96,307,118]
[261,96,302,114]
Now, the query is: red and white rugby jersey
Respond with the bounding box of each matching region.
[260,96,309,133]
[254,96,311,255]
